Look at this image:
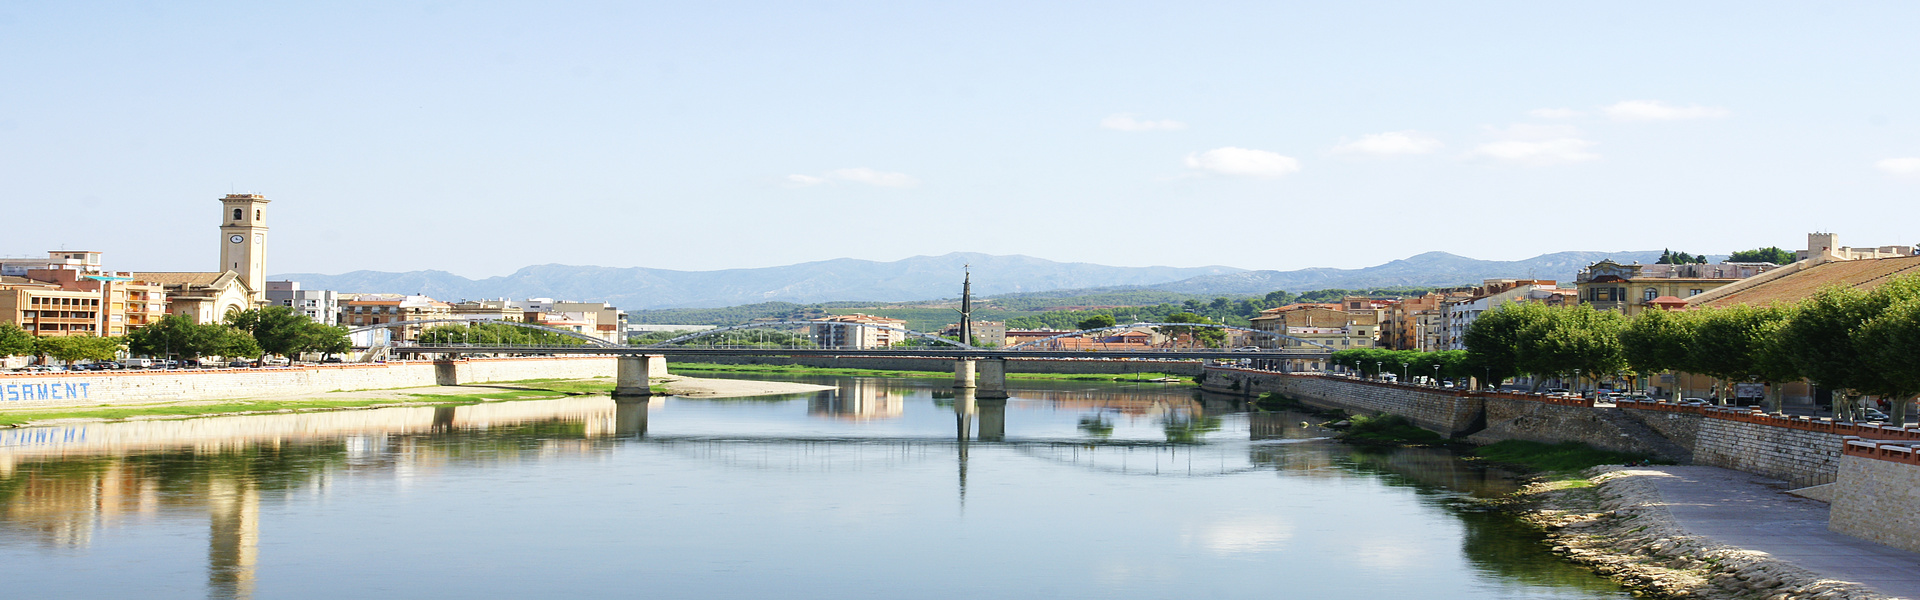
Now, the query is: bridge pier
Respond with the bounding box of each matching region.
[614,355,666,398]
[953,359,976,389]
[976,358,1009,399]
[976,398,1006,441]
[613,398,652,436]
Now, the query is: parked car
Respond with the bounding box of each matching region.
[322,357,344,363]
[1862,408,1890,421]
[228,360,252,368]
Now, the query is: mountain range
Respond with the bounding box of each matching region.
[272,250,1700,310]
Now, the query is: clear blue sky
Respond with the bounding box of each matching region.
[3,1,1916,278]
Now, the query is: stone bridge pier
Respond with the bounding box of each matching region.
[953,359,976,389]
[613,355,667,398]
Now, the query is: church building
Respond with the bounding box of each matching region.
[132,194,271,324]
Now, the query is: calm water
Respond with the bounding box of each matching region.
[0,375,1626,599]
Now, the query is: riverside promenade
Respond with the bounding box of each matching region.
[1624,466,1920,599]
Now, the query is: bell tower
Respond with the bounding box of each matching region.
[218,193,270,303]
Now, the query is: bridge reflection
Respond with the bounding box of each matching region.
[0,386,1355,599]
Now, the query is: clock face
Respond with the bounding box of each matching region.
[230,235,244,244]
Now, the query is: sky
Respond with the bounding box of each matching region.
[2,1,1917,278]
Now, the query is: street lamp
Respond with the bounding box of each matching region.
[1401,362,1409,384]
[1434,364,1441,387]
[1573,368,1582,396]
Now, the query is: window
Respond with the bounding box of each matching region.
[1644,288,1658,301]
[233,208,243,220]
[1689,288,1703,296]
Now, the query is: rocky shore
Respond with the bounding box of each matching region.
[1517,467,1893,600]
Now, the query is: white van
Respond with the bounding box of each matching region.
[123,358,154,369]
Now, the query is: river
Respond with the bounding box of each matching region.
[0,374,1627,599]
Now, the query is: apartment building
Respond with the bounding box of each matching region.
[265,281,340,326]
[341,294,452,342]
[1249,304,1379,350]
[812,314,910,349]
[0,251,167,337]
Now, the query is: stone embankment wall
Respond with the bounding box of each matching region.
[1200,367,1486,437]
[0,356,618,409]
[682,355,1204,376]
[1615,399,1920,483]
[1202,365,1920,472]
[1830,440,1920,553]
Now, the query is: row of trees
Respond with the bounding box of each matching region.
[0,324,127,362]
[1329,349,1470,381]
[419,322,590,346]
[1462,275,1920,421]
[1,306,352,364]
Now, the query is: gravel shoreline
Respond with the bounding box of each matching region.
[1518,467,1893,600]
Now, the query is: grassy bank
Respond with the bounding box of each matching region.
[0,378,655,427]
[1338,413,1448,445]
[667,362,1190,383]
[1472,440,1657,484]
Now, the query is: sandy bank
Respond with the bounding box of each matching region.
[656,375,834,398]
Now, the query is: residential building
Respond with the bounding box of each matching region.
[1004,328,1158,350]
[0,283,103,337]
[1575,260,1778,315]
[552,301,629,343]
[1443,283,1576,350]
[1248,304,1379,350]
[341,294,452,343]
[0,252,167,337]
[450,299,522,321]
[939,320,1008,346]
[811,314,909,349]
[265,281,340,326]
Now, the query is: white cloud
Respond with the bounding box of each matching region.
[1184,147,1301,178]
[784,167,920,188]
[1471,124,1599,165]
[1602,100,1731,122]
[1331,131,1443,156]
[785,174,828,186]
[1528,108,1583,119]
[1102,113,1188,132]
[1877,157,1920,176]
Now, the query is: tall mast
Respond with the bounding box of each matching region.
[959,266,973,347]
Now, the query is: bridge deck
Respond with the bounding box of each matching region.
[387,345,1330,360]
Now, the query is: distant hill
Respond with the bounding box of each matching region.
[275,249,1717,311]
[271,253,1243,310]
[1140,250,1716,295]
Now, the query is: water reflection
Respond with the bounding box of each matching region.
[0,377,1626,600]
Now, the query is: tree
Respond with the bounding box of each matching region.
[1775,276,1920,420]
[125,314,263,360]
[1858,296,1920,424]
[1157,312,1224,348]
[1515,306,1627,392]
[0,323,34,357]
[34,335,122,363]
[1620,309,1697,399]
[1463,302,1553,389]
[1728,247,1795,265]
[1076,314,1117,330]
[1656,249,1707,265]
[1688,305,1793,406]
[228,306,347,358]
